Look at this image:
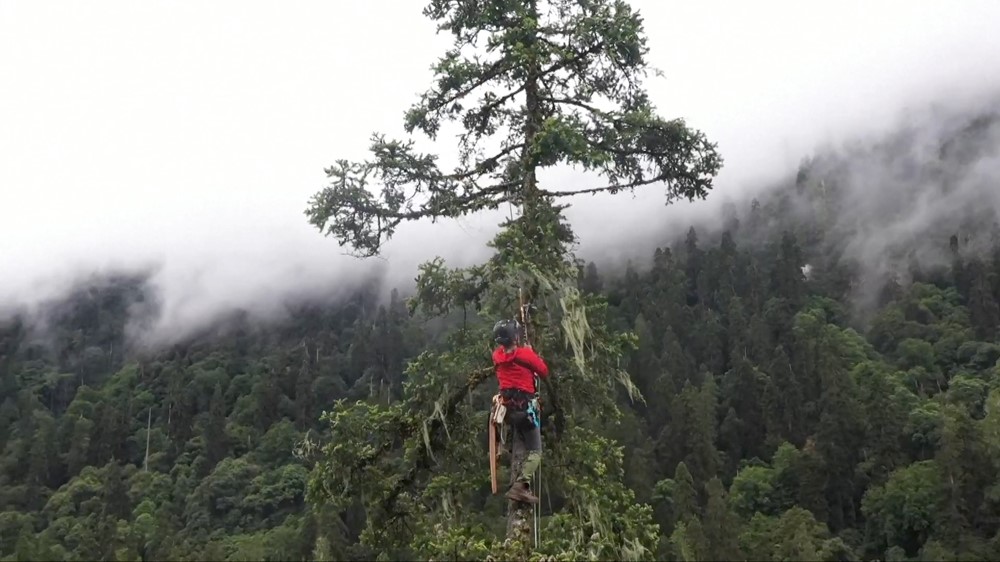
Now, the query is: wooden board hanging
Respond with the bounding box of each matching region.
[488,414,499,495]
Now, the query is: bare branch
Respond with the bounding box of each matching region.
[442,142,527,182]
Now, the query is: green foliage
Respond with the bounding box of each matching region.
[861,461,945,557]
[3,42,1000,562]
[0,274,405,560]
[740,506,851,562]
[304,0,721,258]
[539,428,660,561]
[303,0,721,558]
[730,465,777,519]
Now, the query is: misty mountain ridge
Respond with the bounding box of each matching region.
[644,100,1000,317]
[4,100,1000,354]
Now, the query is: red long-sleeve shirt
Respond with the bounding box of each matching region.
[492,345,549,394]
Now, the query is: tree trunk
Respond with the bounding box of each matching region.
[519,0,542,209]
[507,0,542,554]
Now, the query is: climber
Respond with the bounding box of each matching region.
[492,318,549,504]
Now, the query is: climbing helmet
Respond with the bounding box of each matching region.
[493,319,521,346]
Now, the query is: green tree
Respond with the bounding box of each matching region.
[304,0,721,258]
[302,0,721,558]
[671,461,698,527]
[202,383,228,472]
[861,460,944,558]
[701,477,743,560]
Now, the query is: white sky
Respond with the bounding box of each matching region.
[2,0,999,342]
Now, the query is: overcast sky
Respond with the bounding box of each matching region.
[2,0,999,342]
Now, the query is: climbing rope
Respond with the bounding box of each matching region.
[517,287,530,343]
[534,457,541,548]
[518,287,541,549]
[517,287,540,398]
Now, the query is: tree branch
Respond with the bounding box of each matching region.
[444,142,526,181]
[378,365,494,518]
[537,177,665,198]
[538,94,606,116]
[407,54,515,134]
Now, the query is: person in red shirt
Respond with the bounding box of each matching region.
[492,318,549,504]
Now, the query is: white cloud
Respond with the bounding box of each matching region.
[2,0,999,345]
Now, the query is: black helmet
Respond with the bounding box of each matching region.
[493,319,521,346]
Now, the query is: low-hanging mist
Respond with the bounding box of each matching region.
[7,93,1000,351]
[574,93,1000,282]
[799,102,1000,307]
[3,0,1000,349]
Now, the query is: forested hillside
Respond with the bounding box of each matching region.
[2,105,999,560]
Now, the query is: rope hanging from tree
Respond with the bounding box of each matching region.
[517,287,542,550]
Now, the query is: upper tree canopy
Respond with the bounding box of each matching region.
[306,0,722,257]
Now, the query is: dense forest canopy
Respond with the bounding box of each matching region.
[3,0,1000,557]
[2,101,999,560]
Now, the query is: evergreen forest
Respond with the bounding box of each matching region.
[3,1,1000,560]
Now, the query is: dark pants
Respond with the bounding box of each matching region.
[505,403,542,484]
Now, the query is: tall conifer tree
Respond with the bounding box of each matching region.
[303,0,721,558]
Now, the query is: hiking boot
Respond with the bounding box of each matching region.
[505,481,539,504]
